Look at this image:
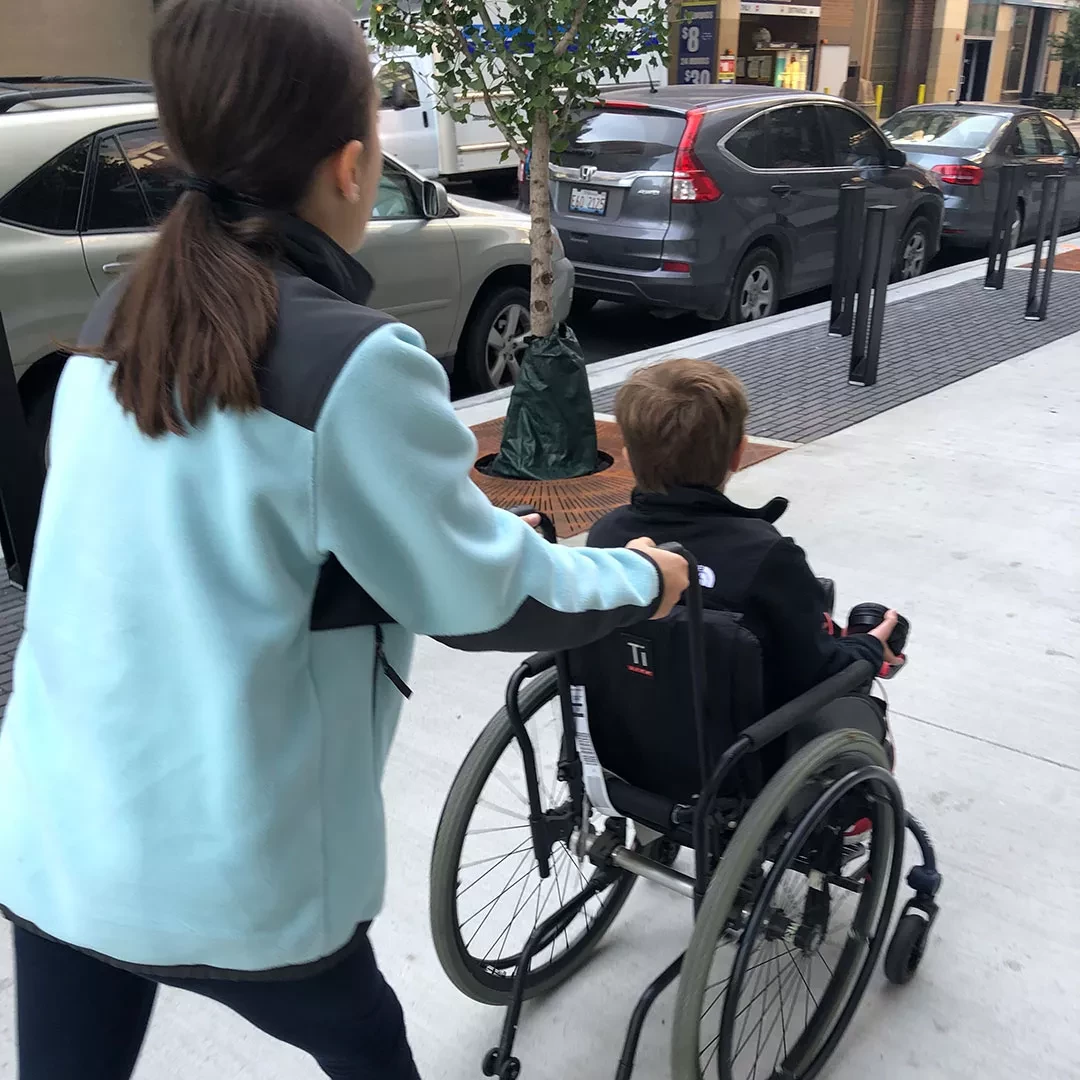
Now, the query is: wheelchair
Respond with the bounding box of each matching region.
[429,515,941,1080]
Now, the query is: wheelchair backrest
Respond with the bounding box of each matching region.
[566,606,764,805]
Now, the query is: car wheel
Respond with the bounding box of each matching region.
[893,217,932,282]
[461,284,531,394]
[728,247,780,324]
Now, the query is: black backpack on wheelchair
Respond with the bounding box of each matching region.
[428,528,943,1080]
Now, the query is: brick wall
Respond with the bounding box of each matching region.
[0,0,152,80]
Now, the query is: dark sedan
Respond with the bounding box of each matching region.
[549,86,943,326]
[881,103,1080,248]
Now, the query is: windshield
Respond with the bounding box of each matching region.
[556,108,687,172]
[882,110,1008,150]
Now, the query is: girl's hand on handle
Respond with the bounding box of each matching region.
[626,537,689,620]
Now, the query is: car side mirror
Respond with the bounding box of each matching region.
[885,147,907,168]
[422,179,449,219]
[390,82,410,110]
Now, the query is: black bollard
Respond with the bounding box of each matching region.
[829,182,866,338]
[849,205,896,388]
[0,311,44,589]
[985,162,1021,290]
[1025,173,1066,321]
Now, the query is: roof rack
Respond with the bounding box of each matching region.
[0,78,153,115]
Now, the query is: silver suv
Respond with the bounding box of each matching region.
[0,77,572,453]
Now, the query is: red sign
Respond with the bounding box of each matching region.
[717,55,736,83]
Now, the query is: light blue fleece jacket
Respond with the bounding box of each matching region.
[0,320,660,973]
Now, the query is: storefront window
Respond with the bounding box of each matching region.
[965,1,1000,38]
[1002,7,1032,93]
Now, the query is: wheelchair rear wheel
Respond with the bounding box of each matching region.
[671,730,903,1080]
[431,669,639,1006]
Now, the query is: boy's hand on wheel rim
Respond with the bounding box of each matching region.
[868,609,901,665]
[626,537,689,620]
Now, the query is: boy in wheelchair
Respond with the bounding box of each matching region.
[588,358,902,778]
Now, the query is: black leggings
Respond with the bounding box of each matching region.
[12,925,422,1080]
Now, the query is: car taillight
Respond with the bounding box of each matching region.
[662,259,691,273]
[672,108,721,203]
[931,163,983,186]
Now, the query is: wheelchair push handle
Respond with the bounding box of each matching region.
[508,504,558,545]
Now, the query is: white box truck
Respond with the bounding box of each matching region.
[366,17,669,190]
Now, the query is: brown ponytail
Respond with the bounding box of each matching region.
[86,0,374,437]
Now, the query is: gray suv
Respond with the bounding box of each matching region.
[552,86,943,324]
[0,77,572,456]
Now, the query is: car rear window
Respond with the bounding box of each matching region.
[557,108,687,172]
[881,110,1008,150]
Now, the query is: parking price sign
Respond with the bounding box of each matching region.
[676,2,718,86]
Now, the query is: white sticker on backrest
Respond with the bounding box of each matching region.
[698,564,716,589]
[570,684,617,817]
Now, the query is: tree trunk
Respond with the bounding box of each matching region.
[528,111,556,339]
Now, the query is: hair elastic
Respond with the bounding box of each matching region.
[177,175,267,209]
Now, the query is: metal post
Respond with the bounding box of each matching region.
[829,182,866,338]
[1026,174,1066,321]
[0,311,44,589]
[849,205,896,388]
[985,162,1021,290]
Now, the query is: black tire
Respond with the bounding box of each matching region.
[460,284,531,394]
[671,731,902,1080]
[884,911,930,986]
[430,669,639,1006]
[569,291,600,319]
[893,216,932,282]
[728,247,781,325]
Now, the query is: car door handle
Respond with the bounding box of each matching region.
[770,183,792,197]
[102,261,134,275]
[422,111,429,129]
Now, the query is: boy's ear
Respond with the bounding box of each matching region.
[730,434,749,474]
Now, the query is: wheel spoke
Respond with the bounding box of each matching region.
[488,350,508,386]
[490,765,530,808]
[458,839,533,900]
[475,798,529,822]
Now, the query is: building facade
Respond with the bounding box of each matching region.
[669,0,1071,115]
[1,0,1071,119]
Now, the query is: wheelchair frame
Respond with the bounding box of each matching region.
[472,512,942,1080]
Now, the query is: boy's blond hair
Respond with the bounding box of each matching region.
[615,359,748,493]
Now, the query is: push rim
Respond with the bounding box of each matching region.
[669,732,899,1080]
[711,767,900,1080]
[431,671,638,1002]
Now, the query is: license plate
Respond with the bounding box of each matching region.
[569,187,608,215]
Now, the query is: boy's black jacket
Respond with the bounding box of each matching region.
[588,486,884,713]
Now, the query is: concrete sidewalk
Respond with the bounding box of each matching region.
[3,282,1080,1077]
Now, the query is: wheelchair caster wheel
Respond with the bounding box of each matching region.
[884,911,931,985]
[482,1050,521,1080]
